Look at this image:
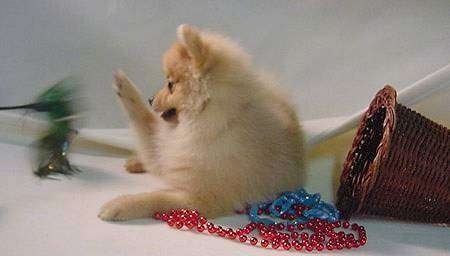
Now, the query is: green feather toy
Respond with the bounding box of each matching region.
[0,78,81,178]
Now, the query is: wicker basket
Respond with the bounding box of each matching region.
[336,85,449,223]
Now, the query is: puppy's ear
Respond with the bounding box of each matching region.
[177,24,209,72]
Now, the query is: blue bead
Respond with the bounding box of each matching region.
[296,188,307,195]
[283,191,301,202]
[293,216,308,224]
[287,209,296,215]
[62,140,70,151]
[259,218,275,225]
[269,200,282,217]
[317,202,334,215]
[249,205,260,219]
[302,193,320,206]
[303,208,326,218]
[258,202,270,209]
[328,216,338,222]
[280,202,293,215]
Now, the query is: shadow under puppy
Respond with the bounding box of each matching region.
[99,24,305,221]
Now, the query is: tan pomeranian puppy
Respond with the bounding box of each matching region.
[99,25,305,221]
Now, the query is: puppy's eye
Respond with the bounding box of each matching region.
[168,81,174,94]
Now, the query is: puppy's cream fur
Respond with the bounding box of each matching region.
[99,25,305,221]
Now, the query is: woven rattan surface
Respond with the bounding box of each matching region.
[337,86,449,223]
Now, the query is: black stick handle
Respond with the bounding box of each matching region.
[0,103,40,110]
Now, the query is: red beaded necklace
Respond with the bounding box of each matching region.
[154,208,367,251]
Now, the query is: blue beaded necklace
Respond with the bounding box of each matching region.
[249,188,340,225]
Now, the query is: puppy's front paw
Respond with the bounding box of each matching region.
[98,195,149,221]
[113,69,143,106]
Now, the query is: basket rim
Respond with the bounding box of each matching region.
[339,85,397,214]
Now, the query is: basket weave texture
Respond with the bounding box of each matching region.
[336,85,449,223]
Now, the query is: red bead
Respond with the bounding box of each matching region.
[217,227,226,237]
[238,235,247,243]
[250,237,258,245]
[326,242,334,251]
[227,231,237,240]
[305,244,313,252]
[161,213,169,221]
[351,223,359,230]
[359,238,367,246]
[153,212,162,220]
[226,228,236,239]
[271,241,280,249]
[317,234,325,242]
[175,221,183,229]
[281,233,290,240]
[345,241,353,249]
[300,232,309,240]
[196,225,205,232]
[207,226,216,234]
[198,216,207,225]
[346,233,355,240]
[185,220,194,229]
[287,224,295,232]
[297,223,305,230]
[276,223,285,230]
[329,232,338,240]
[167,219,175,227]
[282,241,291,250]
[333,221,341,228]
[316,243,325,251]
[292,240,302,251]
[246,222,257,230]
[260,239,269,247]
[342,221,350,228]
[291,231,299,239]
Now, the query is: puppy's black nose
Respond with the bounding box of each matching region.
[148,96,155,106]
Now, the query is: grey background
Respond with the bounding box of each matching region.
[1,0,449,128]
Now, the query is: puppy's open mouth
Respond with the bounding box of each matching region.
[161,108,177,121]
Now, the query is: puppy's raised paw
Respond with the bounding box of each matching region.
[112,69,155,124]
[113,69,142,105]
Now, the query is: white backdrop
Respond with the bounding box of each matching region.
[1,2,450,256]
[1,0,449,128]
